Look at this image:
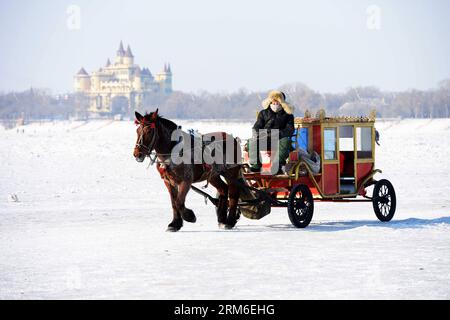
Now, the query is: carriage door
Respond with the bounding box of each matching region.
[339,125,356,194]
[323,127,339,195]
[355,126,375,191]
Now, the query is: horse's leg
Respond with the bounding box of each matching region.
[224,167,242,229]
[208,174,229,227]
[164,179,183,232]
[177,181,197,223]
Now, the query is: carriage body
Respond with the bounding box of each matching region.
[240,112,396,227]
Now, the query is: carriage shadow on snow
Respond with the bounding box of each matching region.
[269,216,450,232]
[175,217,450,234]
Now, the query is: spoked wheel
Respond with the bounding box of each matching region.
[372,179,396,222]
[287,184,314,228]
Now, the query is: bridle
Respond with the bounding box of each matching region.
[134,116,180,167]
[135,119,158,158]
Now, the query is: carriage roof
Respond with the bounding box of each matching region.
[293,109,376,126]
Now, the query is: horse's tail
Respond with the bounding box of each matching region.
[234,167,249,194]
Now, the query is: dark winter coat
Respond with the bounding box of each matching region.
[253,108,295,139]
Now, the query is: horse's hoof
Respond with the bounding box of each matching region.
[181,209,197,223]
[218,223,227,229]
[167,221,182,232]
[218,223,235,230]
[166,226,180,232]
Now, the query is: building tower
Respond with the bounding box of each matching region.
[133,66,142,90]
[115,41,125,64]
[156,63,173,94]
[165,63,173,93]
[123,45,134,65]
[74,67,91,92]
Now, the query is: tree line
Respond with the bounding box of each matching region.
[1,80,449,122]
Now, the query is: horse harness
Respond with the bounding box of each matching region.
[136,119,215,185]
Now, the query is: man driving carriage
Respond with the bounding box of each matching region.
[248,90,295,173]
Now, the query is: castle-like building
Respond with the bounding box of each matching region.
[74,41,172,114]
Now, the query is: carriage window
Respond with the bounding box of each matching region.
[339,125,354,151]
[357,127,373,158]
[324,128,337,160]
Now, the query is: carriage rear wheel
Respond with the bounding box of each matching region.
[372,179,396,222]
[287,184,314,228]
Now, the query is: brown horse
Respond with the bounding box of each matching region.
[133,110,242,232]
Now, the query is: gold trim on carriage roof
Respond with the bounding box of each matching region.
[369,109,377,121]
[316,109,326,120]
[294,114,376,125]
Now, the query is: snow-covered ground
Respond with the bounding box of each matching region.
[0,118,449,299]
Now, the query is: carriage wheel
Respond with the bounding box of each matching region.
[287,184,314,228]
[372,179,396,222]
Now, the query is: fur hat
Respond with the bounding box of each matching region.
[262,90,294,114]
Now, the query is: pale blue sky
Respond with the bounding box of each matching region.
[0,0,449,94]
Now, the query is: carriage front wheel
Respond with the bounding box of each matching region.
[372,179,396,222]
[287,184,314,228]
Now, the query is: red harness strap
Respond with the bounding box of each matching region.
[135,119,156,128]
[156,163,167,179]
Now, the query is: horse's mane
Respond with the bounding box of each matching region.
[144,112,178,131]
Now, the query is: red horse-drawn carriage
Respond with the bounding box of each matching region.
[243,110,396,228]
[193,110,396,228]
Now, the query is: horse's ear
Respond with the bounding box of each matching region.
[151,108,159,120]
[135,111,143,121]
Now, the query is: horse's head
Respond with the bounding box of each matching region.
[133,109,159,162]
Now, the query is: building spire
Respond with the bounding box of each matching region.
[167,63,172,73]
[77,67,88,76]
[117,40,125,56]
[125,45,134,57]
[106,58,111,67]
